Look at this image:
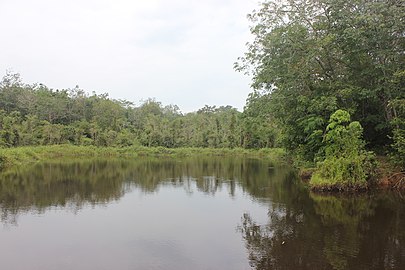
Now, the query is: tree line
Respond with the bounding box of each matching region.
[1,0,403,181]
[236,0,404,175]
[0,72,276,149]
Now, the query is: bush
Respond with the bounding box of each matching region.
[310,110,376,190]
[311,154,376,189]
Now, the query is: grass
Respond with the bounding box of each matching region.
[0,145,287,171]
[309,156,370,191]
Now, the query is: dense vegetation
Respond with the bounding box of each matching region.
[310,110,376,189]
[236,0,404,188]
[0,0,403,189]
[0,72,276,149]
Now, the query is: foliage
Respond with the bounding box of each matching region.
[310,110,376,189]
[241,90,280,148]
[0,73,257,150]
[389,96,405,169]
[236,0,405,162]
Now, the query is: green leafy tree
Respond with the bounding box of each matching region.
[236,0,405,161]
[310,110,375,189]
[0,72,247,149]
[241,91,280,149]
[390,99,405,169]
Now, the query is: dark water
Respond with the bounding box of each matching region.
[0,157,404,270]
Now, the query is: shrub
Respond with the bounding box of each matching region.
[310,110,376,190]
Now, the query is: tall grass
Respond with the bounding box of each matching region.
[0,145,286,171]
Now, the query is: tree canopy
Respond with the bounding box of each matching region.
[236,0,405,164]
[0,72,254,149]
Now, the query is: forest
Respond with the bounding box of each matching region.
[0,72,276,150]
[0,0,404,189]
[235,0,404,188]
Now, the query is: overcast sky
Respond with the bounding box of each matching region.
[0,0,257,112]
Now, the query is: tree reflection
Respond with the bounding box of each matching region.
[239,173,331,270]
[240,190,405,270]
[0,157,292,224]
[2,157,404,269]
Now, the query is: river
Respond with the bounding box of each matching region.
[0,157,403,269]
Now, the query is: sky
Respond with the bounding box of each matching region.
[0,0,258,113]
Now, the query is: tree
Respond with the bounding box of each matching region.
[241,91,279,148]
[0,72,24,113]
[310,110,376,189]
[0,111,22,147]
[0,71,246,149]
[236,0,405,161]
[390,98,405,169]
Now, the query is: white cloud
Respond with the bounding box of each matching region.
[0,0,258,112]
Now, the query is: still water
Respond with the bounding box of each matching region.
[0,157,404,270]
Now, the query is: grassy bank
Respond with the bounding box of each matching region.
[0,145,287,171]
[298,156,404,191]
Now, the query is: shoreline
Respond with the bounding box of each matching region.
[0,145,287,171]
[1,145,402,191]
[299,165,405,191]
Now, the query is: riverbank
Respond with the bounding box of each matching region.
[299,157,405,191]
[375,157,405,190]
[0,145,287,171]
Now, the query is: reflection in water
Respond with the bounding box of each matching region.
[240,188,405,270]
[0,157,404,270]
[0,157,288,224]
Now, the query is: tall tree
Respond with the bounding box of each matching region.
[236,0,405,161]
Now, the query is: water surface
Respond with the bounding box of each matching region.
[0,157,404,270]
